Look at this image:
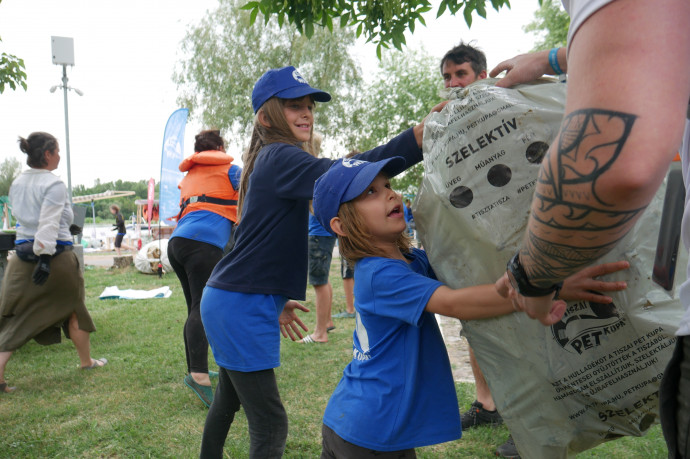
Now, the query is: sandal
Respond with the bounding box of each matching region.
[299,334,326,344]
[0,382,16,394]
[81,358,108,370]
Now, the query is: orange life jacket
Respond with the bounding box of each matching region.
[178,150,239,222]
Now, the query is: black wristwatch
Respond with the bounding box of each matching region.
[506,251,563,297]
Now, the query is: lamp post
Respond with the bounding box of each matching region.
[50,36,81,203]
[49,74,82,203]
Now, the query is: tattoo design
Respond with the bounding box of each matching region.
[525,109,647,285]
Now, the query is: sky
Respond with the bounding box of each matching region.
[0,0,542,192]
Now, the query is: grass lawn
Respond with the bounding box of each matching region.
[0,262,668,458]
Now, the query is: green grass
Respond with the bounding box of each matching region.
[0,262,667,458]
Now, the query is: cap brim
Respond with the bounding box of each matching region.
[341,156,407,203]
[275,86,331,103]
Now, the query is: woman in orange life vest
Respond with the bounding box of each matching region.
[167,129,241,408]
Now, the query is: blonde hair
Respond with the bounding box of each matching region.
[237,97,314,220]
[336,200,411,263]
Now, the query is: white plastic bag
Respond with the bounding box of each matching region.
[134,238,172,274]
[416,79,685,458]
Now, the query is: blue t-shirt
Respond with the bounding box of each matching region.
[170,164,241,249]
[170,211,233,249]
[206,128,422,301]
[323,248,462,451]
[308,213,332,237]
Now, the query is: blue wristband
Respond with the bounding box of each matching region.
[549,48,563,75]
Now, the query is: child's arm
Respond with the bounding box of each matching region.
[557,260,629,303]
[428,260,630,321]
[426,284,515,321]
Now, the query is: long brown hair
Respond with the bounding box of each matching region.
[237,97,314,220]
[336,200,411,264]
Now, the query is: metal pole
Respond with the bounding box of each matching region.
[61,64,73,203]
[91,199,97,240]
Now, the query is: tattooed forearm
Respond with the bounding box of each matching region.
[521,108,646,286]
[532,192,647,233]
[521,230,623,286]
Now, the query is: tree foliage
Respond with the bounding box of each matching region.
[350,49,442,196]
[0,157,22,196]
[241,0,511,57]
[174,0,362,145]
[0,40,27,94]
[0,2,27,93]
[523,0,569,51]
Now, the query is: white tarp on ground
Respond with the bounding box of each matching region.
[415,78,685,458]
[99,286,172,300]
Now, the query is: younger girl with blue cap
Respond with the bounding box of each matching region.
[311,157,629,458]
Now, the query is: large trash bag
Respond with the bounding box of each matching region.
[415,78,685,458]
[134,238,173,274]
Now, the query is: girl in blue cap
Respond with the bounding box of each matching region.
[198,66,445,458]
[311,157,629,458]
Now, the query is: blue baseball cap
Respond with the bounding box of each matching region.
[252,66,332,113]
[313,157,407,235]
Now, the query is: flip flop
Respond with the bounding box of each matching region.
[327,326,336,332]
[332,312,356,319]
[299,334,326,344]
[209,370,219,379]
[184,374,213,408]
[81,358,108,370]
[0,382,16,394]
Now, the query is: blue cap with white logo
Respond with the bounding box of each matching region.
[313,157,407,235]
[252,66,332,113]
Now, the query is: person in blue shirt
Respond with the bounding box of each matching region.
[198,66,446,458]
[403,198,414,238]
[311,157,630,457]
[304,213,337,343]
[167,129,241,408]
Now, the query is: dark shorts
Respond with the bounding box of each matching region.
[308,235,336,286]
[114,233,125,248]
[320,424,416,459]
[660,335,690,458]
[341,257,354,279]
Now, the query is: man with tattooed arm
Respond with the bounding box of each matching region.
[491,1,690,457]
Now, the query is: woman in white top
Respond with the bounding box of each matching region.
[0,132,107,394]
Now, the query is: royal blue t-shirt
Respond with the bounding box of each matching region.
[323,248,462,451]
[206,128,422,300]
[404,204,414,224]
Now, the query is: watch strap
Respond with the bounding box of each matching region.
[507,251,563,297]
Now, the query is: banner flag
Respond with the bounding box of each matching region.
[159,108,189,225]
